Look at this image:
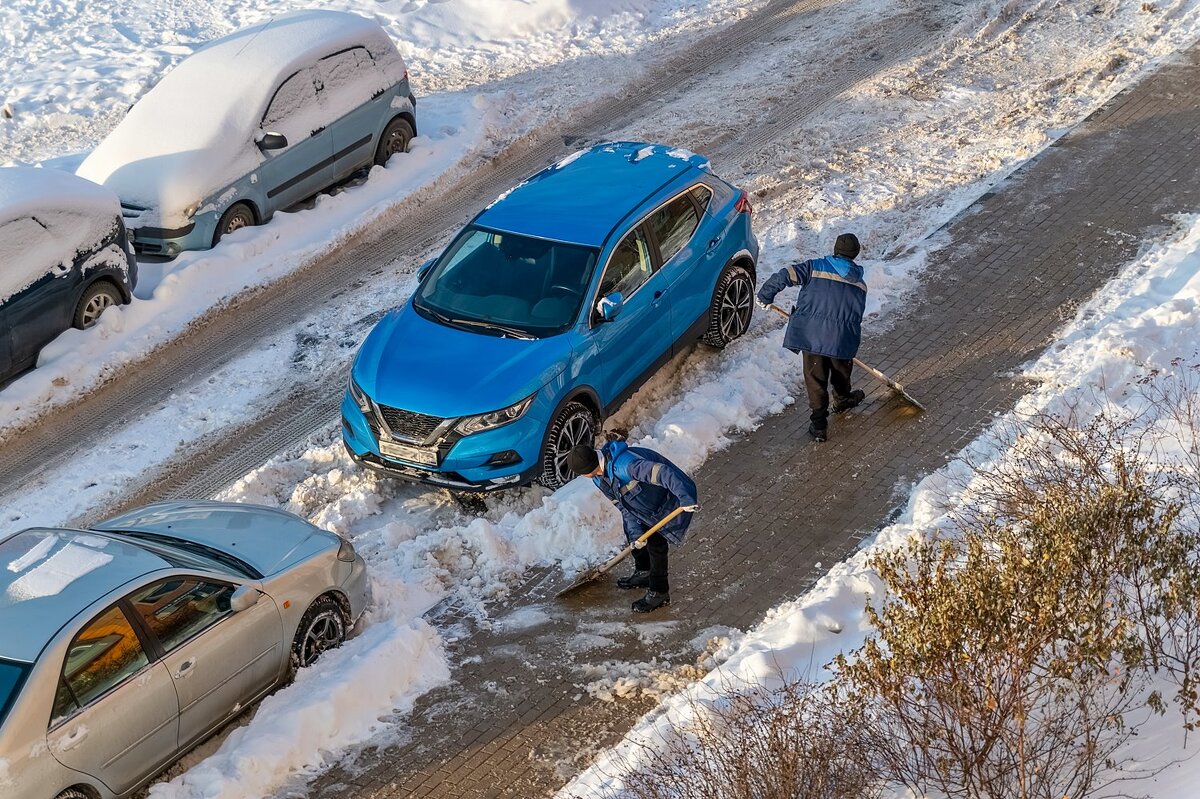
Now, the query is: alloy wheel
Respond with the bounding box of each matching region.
[298,609,345,667]
[80,292,115,327]
[551,413,594,486]
[719,274,753,341]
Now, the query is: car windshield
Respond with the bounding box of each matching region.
[0,658,29,728]
[413,226,599,339]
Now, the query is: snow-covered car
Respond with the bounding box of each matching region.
[0,167,136,384]
[77,10,417,257]
[0,500,369,799]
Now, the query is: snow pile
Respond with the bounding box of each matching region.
[579,634,741,703]
[560,216,1200,796]
[148,616,447,799]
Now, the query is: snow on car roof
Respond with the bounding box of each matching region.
[0,166,118,223]
[0,529,169,662]
[474,142,711,247]
[77,10,404,222]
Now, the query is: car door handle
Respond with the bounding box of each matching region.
[654,289,666,300]
[707,236,722,251]
[175,658,197,679]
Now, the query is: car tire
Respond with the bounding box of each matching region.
[374,117,414,167]
[72,281,122,329]
[290,595,347,672]
[537,400,599,490]
[55,789,91,799]
[701,262,754,348]
[212,202,256,248]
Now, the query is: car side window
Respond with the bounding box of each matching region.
[316,47,378,125]
[648,194,701,265]
[128,577,235,653]
[51,605,149,727]
[599,227,654,300]
[689,184,713,212]
[0,216,63,305]
[262,68,319,143]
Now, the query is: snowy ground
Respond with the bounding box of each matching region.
[6,0,1200,797]
[560,214,1200,798]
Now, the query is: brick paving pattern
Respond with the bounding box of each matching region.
[300,47,1200,799]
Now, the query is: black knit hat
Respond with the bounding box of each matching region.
[566,445,600,476]
[833,233,861,260]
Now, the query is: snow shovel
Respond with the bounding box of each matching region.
[555,506,689,599]
[766,303,926,412]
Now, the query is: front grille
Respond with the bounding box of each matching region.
[377,405,444,441]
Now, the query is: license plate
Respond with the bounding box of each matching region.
[379,439,439,466]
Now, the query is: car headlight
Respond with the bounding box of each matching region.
[456,394,536,436]
[183,201,201,219]
[337,537,357,562]
[348,375,372,414]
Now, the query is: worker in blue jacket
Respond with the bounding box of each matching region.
[757,233,867,442]
[566,440,698,613]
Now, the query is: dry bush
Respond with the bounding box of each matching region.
[590,677,881,799]
[836,389,1200,799]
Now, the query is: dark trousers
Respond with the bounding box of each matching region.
[803,352,854,422]
[631,531,669,593]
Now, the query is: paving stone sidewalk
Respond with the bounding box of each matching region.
[302,46,1200,799]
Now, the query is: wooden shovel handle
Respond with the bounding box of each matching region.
[597,505,690,575]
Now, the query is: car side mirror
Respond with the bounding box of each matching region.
[257,132,288,151]
[416,258,435,282]
[596,292,624,323]
[230,585,261,613]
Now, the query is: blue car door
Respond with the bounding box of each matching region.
[588,224,672,409]
[316,47,387,179]
[258,66,335,213]
[645,186,711,342]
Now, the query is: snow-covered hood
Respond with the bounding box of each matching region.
[94,500,335,577]
[354,302,573,418]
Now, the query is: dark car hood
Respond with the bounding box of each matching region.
[354,303,573,417]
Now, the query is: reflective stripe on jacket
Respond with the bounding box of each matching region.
[757,255,866,359]
[592,441,697,545]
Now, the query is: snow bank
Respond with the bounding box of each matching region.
[561,216,1200,796]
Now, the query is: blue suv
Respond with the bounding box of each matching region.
[342,142,758,491]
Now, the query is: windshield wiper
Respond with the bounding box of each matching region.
[447,317,535,340]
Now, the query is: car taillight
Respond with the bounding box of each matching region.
[735,191,753,216]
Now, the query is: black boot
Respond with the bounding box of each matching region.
[632,590,671,613]
[833,389,866,413]
[616,570,650,590]
[808,416,828,443]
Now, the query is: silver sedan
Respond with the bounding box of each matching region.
[0,500,369,799]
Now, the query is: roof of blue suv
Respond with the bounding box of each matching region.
[0,529,170,662]
[473,142,711,247]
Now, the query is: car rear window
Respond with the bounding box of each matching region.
[0,657,30,727]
